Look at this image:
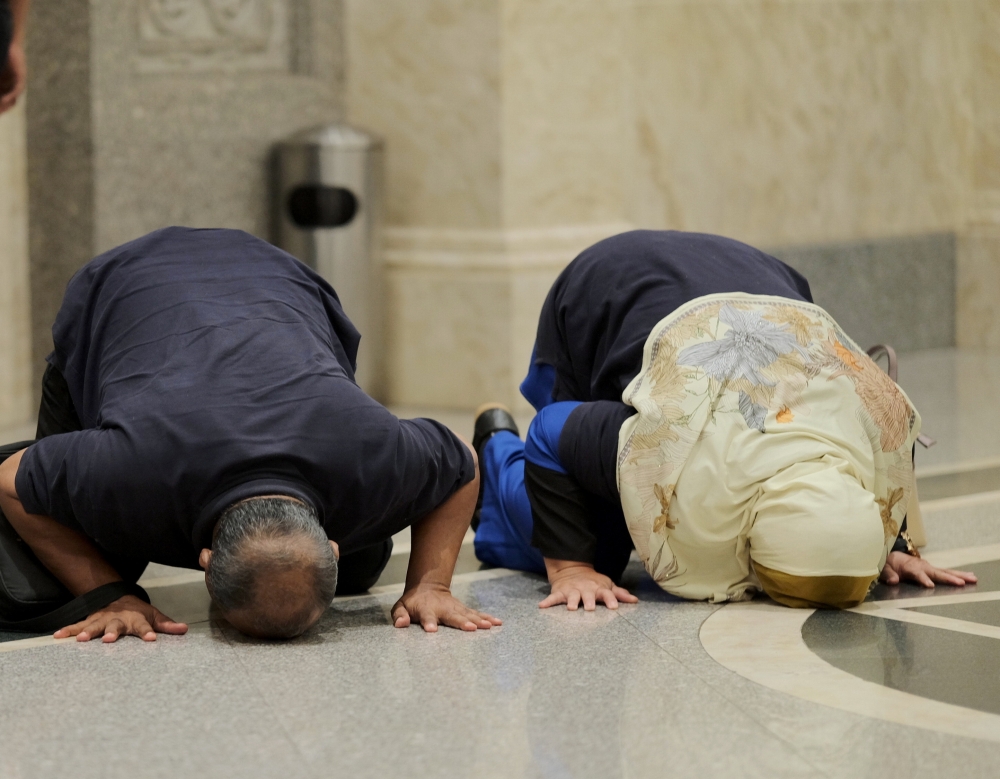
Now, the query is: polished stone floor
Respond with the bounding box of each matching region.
[2,347,1000,778]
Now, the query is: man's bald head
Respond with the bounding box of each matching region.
[204,497,338,639]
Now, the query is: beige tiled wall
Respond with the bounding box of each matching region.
[347,0,998,407]
[0,100,32,430]
[345,0,503,230]
[500,0,630,229]
[627,0,974,247]
[958,0,1000,347]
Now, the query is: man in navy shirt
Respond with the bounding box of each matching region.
[0,227,501,641]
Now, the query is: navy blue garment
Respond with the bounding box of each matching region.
[15,227,475,571]
[534,230,812,405]
[518,347,557,412]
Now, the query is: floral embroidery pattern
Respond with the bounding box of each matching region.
[617,294,919,595]
[877,488,906,544]
[819,336,913,451]
[652,483,676,532]
[677,305,809,387]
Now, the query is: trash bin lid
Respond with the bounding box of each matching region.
[280,123,383,151]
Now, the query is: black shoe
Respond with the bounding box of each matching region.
[471,404,519,530]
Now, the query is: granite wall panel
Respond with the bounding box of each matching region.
[771,233,957,353]
[25,0,345,386]
[91,0,344,253]
[26,0,95,389]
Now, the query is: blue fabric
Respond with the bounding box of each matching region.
[524,401,581,475]
[474,432,546,574]
[519,346,557,412]
[474,401,582,572]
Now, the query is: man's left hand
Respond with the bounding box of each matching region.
[391,584,502,632]
[880,551,977,589]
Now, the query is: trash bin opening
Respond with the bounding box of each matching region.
[287,185,359,229]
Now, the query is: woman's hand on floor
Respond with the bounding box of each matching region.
[540,561,639,611]
[54,595,189,643]
[392,583,502,632]
[879,551,978,589]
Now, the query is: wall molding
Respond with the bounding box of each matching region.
[384,222,634,271]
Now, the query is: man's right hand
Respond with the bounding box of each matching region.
[54,595,188,643]
[539,560,639,611]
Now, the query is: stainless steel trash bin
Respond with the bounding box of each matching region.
[272,124,384,398]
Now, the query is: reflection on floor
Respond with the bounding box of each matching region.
[2,347,1000,778]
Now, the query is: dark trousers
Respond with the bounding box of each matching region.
[0,1,12,75]
[0,364,80,462]
[1,365,392,595]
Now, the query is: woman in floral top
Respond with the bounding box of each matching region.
[472,230,975,611]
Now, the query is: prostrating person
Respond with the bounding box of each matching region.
[472,230,975,611]
[0,227,501,641]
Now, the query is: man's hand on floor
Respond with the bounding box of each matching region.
[540,560,639,611]
[54,595,189,643]
[396,440,502,633]
[392,583,502,632]
[879,551,978,589]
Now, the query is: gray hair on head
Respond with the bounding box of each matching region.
[206,496,338,639]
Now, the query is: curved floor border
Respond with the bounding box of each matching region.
[700,545,1000,742]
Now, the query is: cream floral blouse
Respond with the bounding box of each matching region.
[617,293,921,603]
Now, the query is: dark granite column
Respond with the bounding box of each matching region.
[23,1,344,394]
[25,0,94,391]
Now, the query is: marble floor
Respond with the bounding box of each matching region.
[2,347,1000,778]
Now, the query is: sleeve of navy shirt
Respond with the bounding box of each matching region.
[524,400,634,564]
[13,227,475,570]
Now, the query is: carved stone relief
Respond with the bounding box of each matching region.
[136,0,290,73]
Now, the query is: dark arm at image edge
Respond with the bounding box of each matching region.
[525,462,598,564]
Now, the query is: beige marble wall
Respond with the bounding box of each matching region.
[0,101,33,429]
[628,0,974,248]
[500,0,629,229]
[957,0,1000,347]
[347,0,995,406]
[345,0,502,230]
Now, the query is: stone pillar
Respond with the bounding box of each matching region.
[25,0,95,389]
[957,0,1000,347]
[346,0,630,410]
[0,100,32,430]
[26,0,345,386]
